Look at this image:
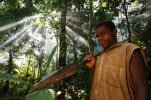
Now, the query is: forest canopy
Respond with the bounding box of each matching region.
[0,0,151,99]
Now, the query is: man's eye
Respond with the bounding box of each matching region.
[96,32,105,38]
[99,33,104,36]
[101,32,105,35]
[101,32,106,36]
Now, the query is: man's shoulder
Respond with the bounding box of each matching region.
[120,42,140,50]
[121,42,139,47]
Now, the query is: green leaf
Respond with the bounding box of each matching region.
[0,73,29,84]
[101,2,107,7]
[46,45,57,67]
[26,88,56,100]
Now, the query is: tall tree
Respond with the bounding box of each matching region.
[3,49,13,92]
[59,0,67,68]
[57,0,67,99]
[123,0,131,42]
[88,0,93,53]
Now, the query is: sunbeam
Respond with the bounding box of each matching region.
[66,26,89,47]
[67,22,89,37]
[0,25,32,49]
[28,26,41,42]
[0,14,42,32]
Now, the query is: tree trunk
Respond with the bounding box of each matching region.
[57,0,67,99]
[73,41,78,63]
[123,0,131,43]
[88,0,93,53]
[87,0,94,99]
[38,54,43,78]
[3,49,13,93]
[59,0,67,68]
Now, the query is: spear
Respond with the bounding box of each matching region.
[28,33,136,94]
[28,52,101,93]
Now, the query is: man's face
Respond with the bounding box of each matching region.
[96,26,117,49]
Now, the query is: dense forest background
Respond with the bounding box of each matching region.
[0,0,151,100]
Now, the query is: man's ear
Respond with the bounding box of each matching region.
[113,28,117,35]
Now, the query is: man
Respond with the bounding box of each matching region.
[85,20,150,100]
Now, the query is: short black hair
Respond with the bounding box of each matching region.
[95,20,116,31]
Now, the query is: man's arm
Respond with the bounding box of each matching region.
[130,49,150,100]
[85,55,96,77]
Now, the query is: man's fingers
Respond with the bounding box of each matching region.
[84,54,94,61]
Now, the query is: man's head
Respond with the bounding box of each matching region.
[95,20,117,49]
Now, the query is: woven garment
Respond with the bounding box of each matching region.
[90,42,146,100]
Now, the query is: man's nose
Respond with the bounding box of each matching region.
[98,36,103,41]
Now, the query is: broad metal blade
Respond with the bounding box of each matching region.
[29,63,80,93]
[29,52,101,93]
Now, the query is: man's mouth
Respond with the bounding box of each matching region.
[99,41,104,45]
[98,41,106,48]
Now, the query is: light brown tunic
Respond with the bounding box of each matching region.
[90,42,146,100]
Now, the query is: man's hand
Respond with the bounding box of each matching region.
[84,54,96,72]
[84,54,96,69]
